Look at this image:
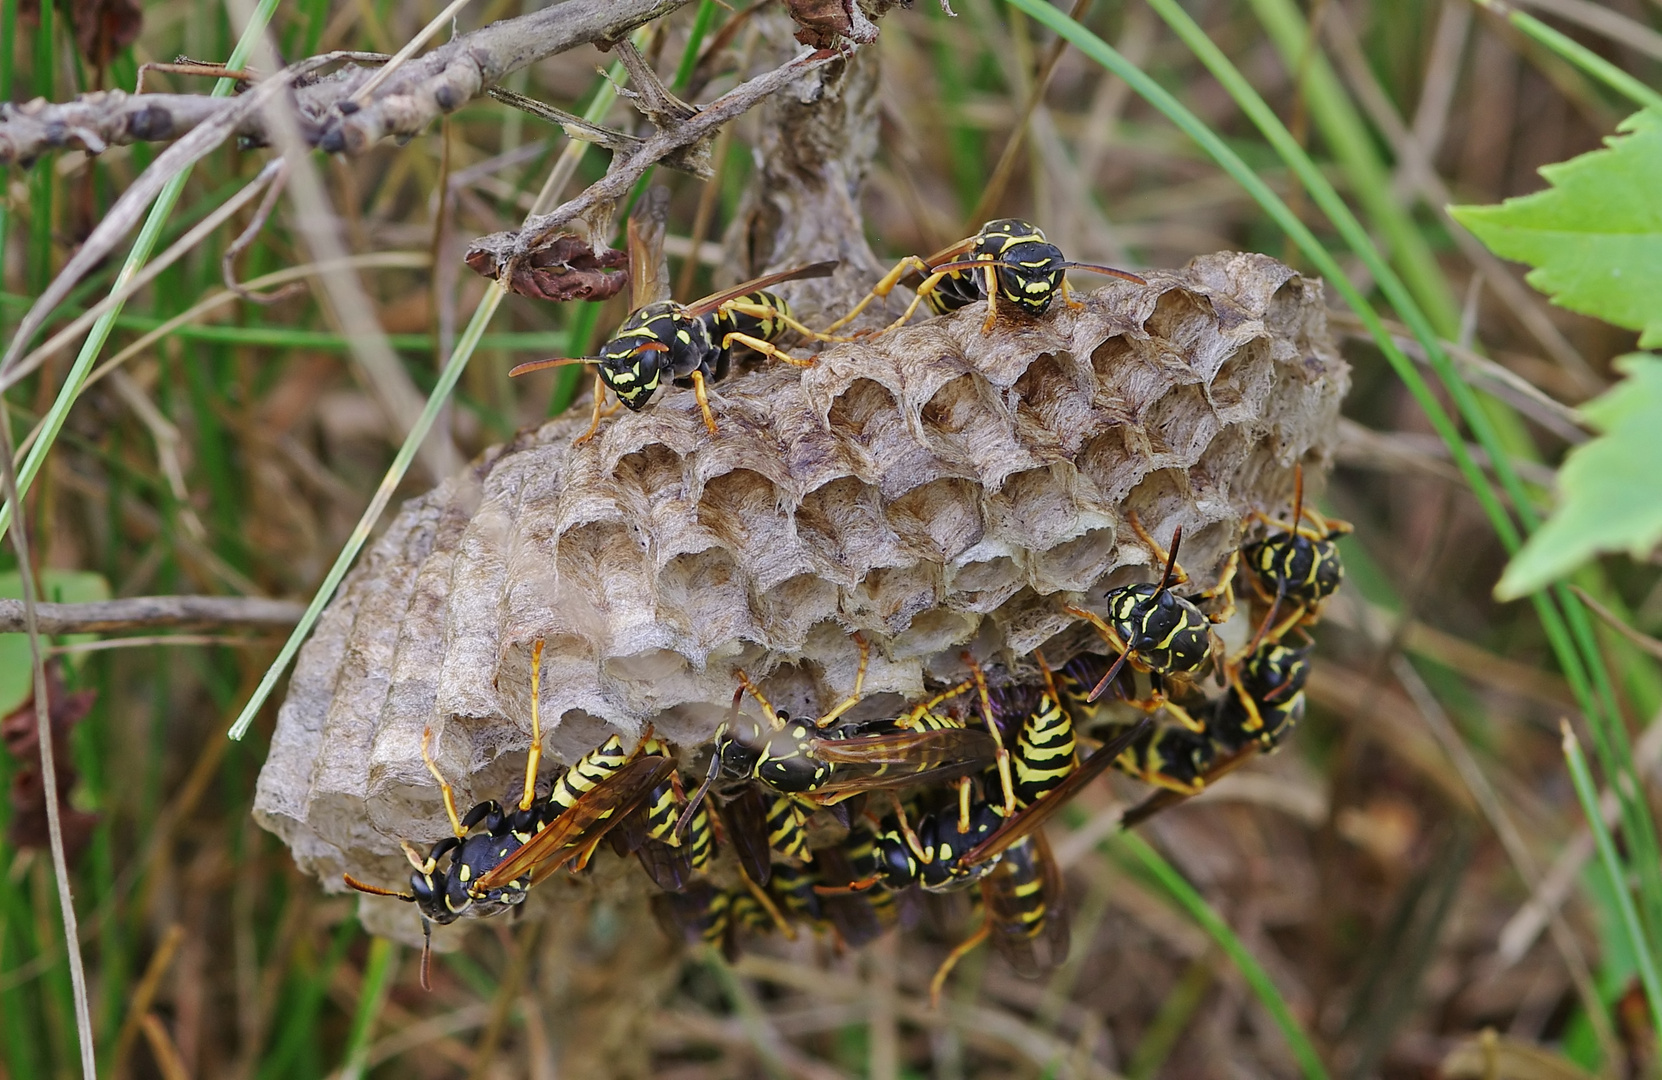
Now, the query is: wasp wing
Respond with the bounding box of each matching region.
[814,727,998,766]
[680,261,839,319]
[962,716,1153,865]
[921,235,978,268]
[473,755,674,891]
[628,185,672,309]
[983,831,1070,978]
[718,785,775,887]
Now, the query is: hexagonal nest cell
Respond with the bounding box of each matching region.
[254,250,1349,943]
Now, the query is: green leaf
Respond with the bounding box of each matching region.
[0,570,110,715]
[1449,110,1662,348]
[1496,355,1662,599]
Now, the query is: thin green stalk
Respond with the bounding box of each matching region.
[1004,0,1662,968]
[1477,1,1662,115]
[338,937,397,1080]
[0,0,282,544]
[1245,0,1462,339]
[671,0,719,92]
[1117,833,1329,1080]
[1563,721,1662,1038]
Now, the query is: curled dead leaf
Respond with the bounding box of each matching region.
[785,0,880,48]
[464,233,629,304]
[2,661,99,861]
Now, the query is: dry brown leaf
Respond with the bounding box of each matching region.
[2,660,99,861]
[464,233,629,304]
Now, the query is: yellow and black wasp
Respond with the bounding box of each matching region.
[1242,463,1352,638]
[929,831,1071,1006]
[1065,514,1236,730]
[1215,635,1313,754]
[510,187,840,439]
[679,636,1002,835]
[344,639,672,986]
[826,218,1144,336]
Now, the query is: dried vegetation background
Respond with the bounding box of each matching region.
[1,1,1659,1078]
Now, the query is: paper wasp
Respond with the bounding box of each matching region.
[679,637,1001,836]
[509,186,840,439]
[928,832,1071,1005]
[825,218,1144,336]
[1242,463,1351,638]
[343,644,671,986]
[1065,514,1235,730]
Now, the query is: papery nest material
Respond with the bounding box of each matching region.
[254,251,1350,945]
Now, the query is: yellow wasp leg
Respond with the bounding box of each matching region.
[1061,603,1132,659]
[822,254,931,334]
[572,372,608,446]
[689,370,720,435]
[720,300,844,344]
[816,633,869,729]
[930,921,991,1008]
[1127,510,1191,587]
[520,639,546,812]
[965,655,1016,816]
[735,669,787,730]
[980,263,1001,334]
[421,727,466,838]
[1062,275,1085,312]
[721,331,815,368]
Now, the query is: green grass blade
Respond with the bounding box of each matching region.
[1244,0,1462,338]
[1116,833,1329,1080]
[0,0,281,546]
[1562,721,1662,1036]
[338,936,397,1080]
[1476,1,1662,115]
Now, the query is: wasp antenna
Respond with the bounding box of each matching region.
[342,872,413,900]
[1242,583,1285,658]
[419,919,434,992]
[1084,649,1131,704]
[1057,262,1147,285]
[1155,527,1183,598]
[508,356,601,378]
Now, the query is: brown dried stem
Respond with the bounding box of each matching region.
[465,46,844,271]
[0,1,693,164]
[0,595,306,635]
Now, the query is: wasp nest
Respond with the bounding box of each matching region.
[254,251,1348,941]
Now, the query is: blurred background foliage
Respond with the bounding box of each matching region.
[2,0,1662,1076]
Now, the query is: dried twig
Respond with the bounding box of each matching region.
[466,46,841,272]
[0,0,693,164]
[0,595,306,635]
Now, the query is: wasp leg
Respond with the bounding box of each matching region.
[822,255,932,334]
[1190,549,1237,625]
[421,727,466,838]
[980,263,1001,334]
[930,920,991,1008]
[1061,275,1086,312]
[889,794,932,864]
[817,633,870,728]
[573,372,608,446]
[964,654,1016,816]
[1159,697,1205,734]
[957,775,973,835]
[689,370,720,435]
[735,669,787,731]
[721,300,846,346]
[1126,510,1191,587]
[739,866,798,939]
[1061,604,1132,660]
[721,330,816,368]
[519,639,546,812]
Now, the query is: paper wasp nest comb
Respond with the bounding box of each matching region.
[255,251,1348,933]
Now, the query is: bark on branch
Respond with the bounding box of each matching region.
[0,596,305,635]
[466,46,842,272]
[0,0,693,165]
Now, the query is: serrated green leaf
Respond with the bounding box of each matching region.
[1496,354,1662,599]
[1449,110,1662,348]
[0,570,111,715]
